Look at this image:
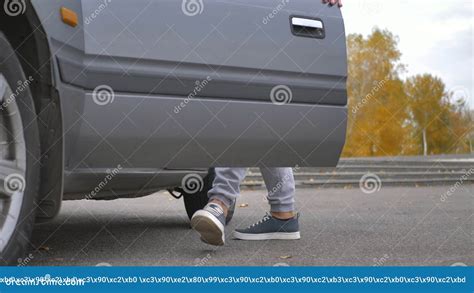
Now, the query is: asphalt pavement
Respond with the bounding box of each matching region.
[28,184,473,266]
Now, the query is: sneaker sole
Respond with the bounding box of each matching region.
[191,210,225,246]
[233,231,301,240]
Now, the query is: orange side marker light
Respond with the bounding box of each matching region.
[60,7,78,27]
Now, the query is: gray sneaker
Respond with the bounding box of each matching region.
[191,203,226,246]
[233,213,300,240]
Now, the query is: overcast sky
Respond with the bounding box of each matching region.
[341,0,473,109]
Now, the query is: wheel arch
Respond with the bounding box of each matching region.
[0,1,64,220]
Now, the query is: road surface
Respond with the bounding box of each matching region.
[28,185,473,266]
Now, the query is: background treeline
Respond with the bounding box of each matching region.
[342,29,473,157]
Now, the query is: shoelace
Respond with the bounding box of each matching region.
[249,214,271,228]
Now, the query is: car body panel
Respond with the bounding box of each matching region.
[70,91,347,168]
[66,0,347,106]
[30,0,347,193]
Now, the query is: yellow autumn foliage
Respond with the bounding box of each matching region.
[342,29,472,157]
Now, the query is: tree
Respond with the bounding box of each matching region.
[405,74,447,155]
[343,28,472,157]
[343,29,411,157]
[405,75,472,155]
[470,110,474,153]
[445,98,473,154]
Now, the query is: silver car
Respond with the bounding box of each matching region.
[0,0,347,264]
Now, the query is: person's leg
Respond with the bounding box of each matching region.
[208,168,247,215]
[191,168,247,246]
[260,167,296,219]
[233,167,300,240]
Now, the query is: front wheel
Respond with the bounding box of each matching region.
[0,32,41,265]
[182,168,234,224]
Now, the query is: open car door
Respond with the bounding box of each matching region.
[39,0,347,168]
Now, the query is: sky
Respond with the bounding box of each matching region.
[341,0,473,109]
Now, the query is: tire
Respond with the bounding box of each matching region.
[0,32,41,266]
[183,168,235,224]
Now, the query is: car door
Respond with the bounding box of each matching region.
[35,0,347,168]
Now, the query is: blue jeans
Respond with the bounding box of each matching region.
[208,167,295,212]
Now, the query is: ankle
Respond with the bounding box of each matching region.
[209,199,228,217]
[271,211,295,220]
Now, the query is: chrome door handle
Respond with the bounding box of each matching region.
[291,17,323,29]
[290,16,325,39]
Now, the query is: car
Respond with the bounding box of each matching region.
[0,0,347,264]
